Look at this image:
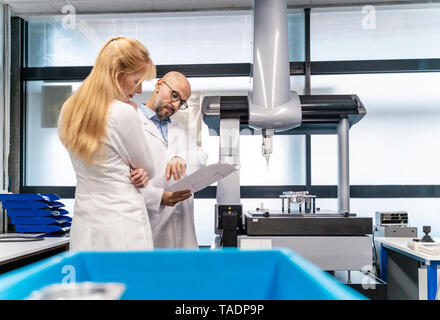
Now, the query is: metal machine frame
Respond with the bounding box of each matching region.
[203,0,373,273]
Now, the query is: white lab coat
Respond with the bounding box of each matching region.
[138,108,208,248]
[68,100,155,251]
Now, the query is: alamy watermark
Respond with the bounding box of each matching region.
[362,5,376,30]
[62,5,76,30]
[61,264,76,287]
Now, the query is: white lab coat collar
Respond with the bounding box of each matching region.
[137,109,181,149]
[137,109,167,146]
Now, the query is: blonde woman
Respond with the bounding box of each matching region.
[58,37,156,250]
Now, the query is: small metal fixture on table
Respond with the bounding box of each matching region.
[280,191,317,214]
[421,225,434,243]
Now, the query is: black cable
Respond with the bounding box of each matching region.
[372,226,379,276]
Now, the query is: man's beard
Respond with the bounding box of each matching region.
[154,104,174,121]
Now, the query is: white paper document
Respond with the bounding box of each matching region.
[167,163,237,193]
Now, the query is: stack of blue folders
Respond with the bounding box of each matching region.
[0,193,71,235]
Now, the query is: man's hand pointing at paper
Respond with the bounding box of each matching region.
[162,157,191,207]
[166,156,186,181]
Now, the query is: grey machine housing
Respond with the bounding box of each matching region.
[374,211,418,238]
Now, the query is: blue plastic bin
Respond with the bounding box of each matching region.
[0,249,366,300]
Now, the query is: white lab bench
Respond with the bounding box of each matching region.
[375,237,440,300]
[0,234,69,274]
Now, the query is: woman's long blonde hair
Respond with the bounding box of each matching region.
[58,36,156,165]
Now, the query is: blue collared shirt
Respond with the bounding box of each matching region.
[139,103,170,146]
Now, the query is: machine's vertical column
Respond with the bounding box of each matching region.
[216,117,242,246]
[217,118,241,205]
[251,0,291,109]
[337,117,350,213]
[248,0,302,166]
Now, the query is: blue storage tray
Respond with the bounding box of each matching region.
[0,249,366,300]
[14,223,71,233]
[1,201,64,210]
[10,216,72,225]
[6,208,69,217]
[0,193,60,202]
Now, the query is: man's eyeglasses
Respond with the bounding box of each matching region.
[162,81,188,110]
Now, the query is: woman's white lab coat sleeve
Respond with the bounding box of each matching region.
[108,101,155,178]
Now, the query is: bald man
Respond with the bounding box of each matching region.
[137,72,208,248]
